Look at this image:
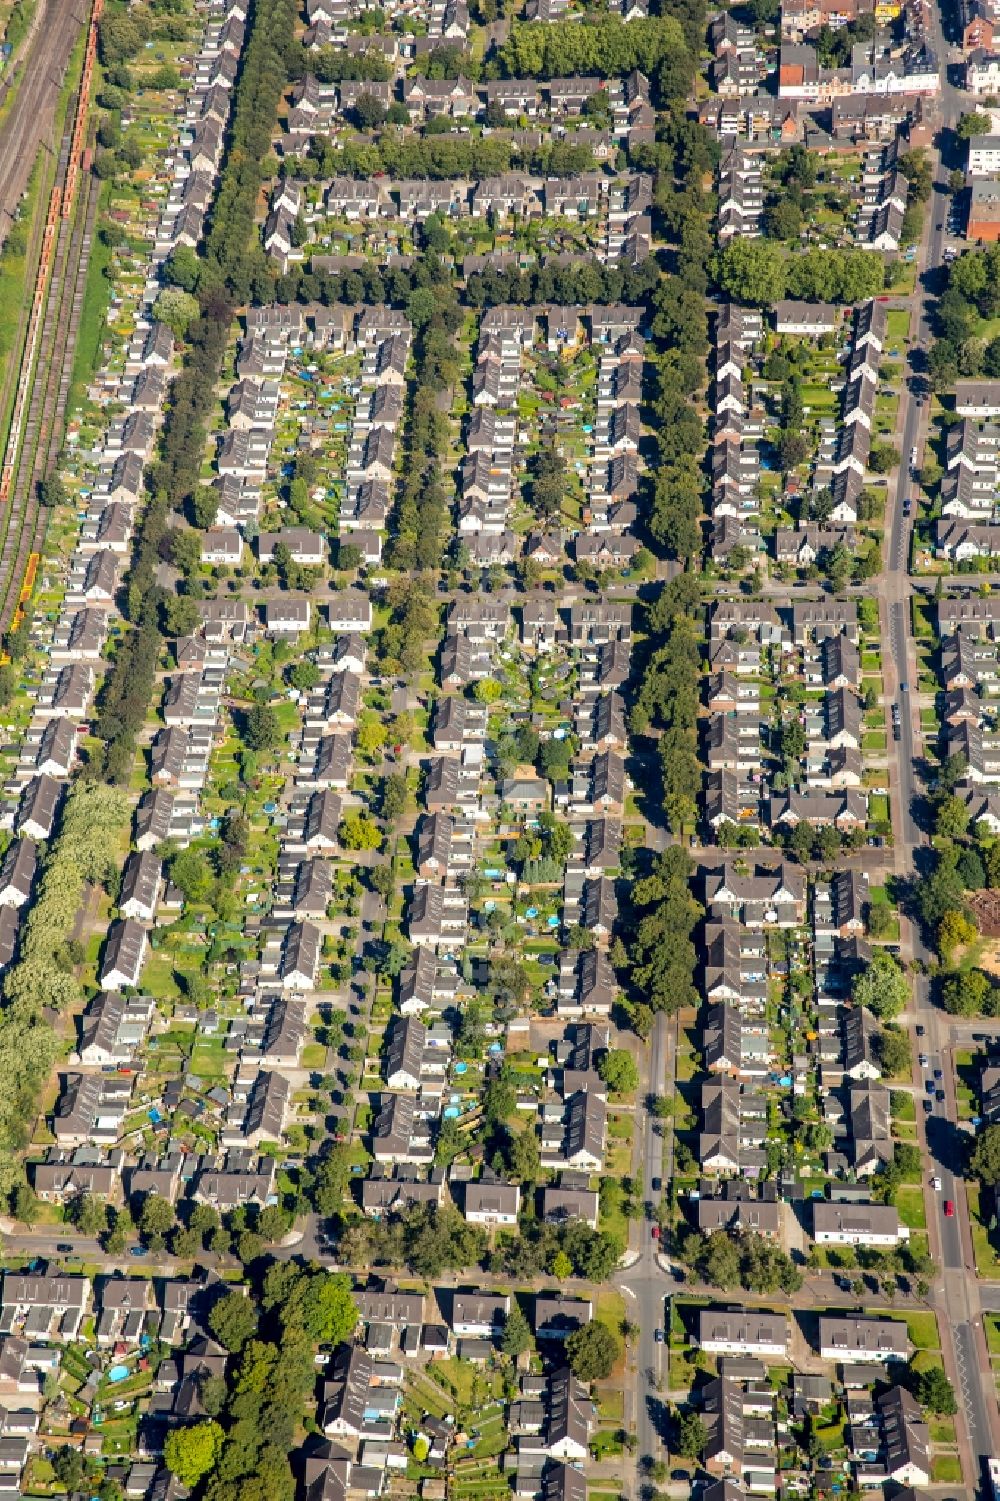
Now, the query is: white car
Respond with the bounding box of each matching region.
[932,1176,942,1191]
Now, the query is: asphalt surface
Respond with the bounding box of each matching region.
[622,1012,674,1472]
[880,17,1000,1484]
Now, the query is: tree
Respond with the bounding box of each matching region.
[936,794,972,840]
[52,1447,85,1489]
[916,1365,958,1415]
[338,812,383,851]
[565,1321,620,1381]
[551,1249,573,1280]
[696,1231,742,1289]
[38,474,67,509]
[198,1371,228,1418]
[162,594,200,638]
[958,110,993,139]
[294,1272,358,1346]
[507,1126,540,1183]
[941,967,995,1017]
[352,90,387,128]
[98,11,143,63]
[598,1049,639,1096]
[169,847,214,904]
[153,287,199,340]
[10,1182,37,1226]
[938,907,977,959]
[289,661,320,693]
[971,1124,1000,1184]
[675,1411,708,1459]
[139,1193,174,1241]
[763,199,802,241]
[875,1025,911,1079]
[715,238,785,307]
[72,1191,108,1236]
[866,900,895,940]
[852,951,908,1020]
[502,1303,532,1359]
[208,1289,257,1352]
[355,710,387,761]
[244,703,280,752]
[164,1421,224,1487]
[868,441,900,474]
[380,773,407,823]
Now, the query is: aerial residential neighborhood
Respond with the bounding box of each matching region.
[0,0,999,1492]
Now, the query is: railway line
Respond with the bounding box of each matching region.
[0,0,87,250]
[0,167,100,632]
[0,0,102,630]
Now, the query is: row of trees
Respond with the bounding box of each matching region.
[627,845,702,1015]
[384,286,461,574]
[646,124,715,565]
[0,784,128,1192]
[295,128,606,182]
[498,14,692,98]
[270,247,660,316]
[716,239,886,308]
[635,575,704,832]
[187,1264,356,1500]
[203,0,296,301]
[94,0,295,774]
[90,294,232,780]
[927,244,1000,389]
[674,1228,803,1294]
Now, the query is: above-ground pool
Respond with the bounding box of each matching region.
[107,1365,129,1383]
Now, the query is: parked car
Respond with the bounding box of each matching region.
[932,1176,942,1191]
[944,1200,955,1217]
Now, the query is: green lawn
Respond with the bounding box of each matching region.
[886,308,911,342]
[905,1311,939,1349]
[892,1091,916,1123]
[896,1187,927,1231]
[931,1454,963,1484]
[968,1182,1000,1276]
[986,1315,1000,1357]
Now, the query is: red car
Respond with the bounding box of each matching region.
[651,1226,660,1239]
[944,1200,955,1218]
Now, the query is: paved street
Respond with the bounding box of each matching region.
[876,12,1000,1488]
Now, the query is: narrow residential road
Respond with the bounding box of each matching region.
[621,1011,674,1480]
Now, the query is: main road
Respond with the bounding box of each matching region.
[881,4,1000,1486]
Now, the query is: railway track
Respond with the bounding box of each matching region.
[0,0,102,633]
[0,0,86,250]
[0,165,99,631]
